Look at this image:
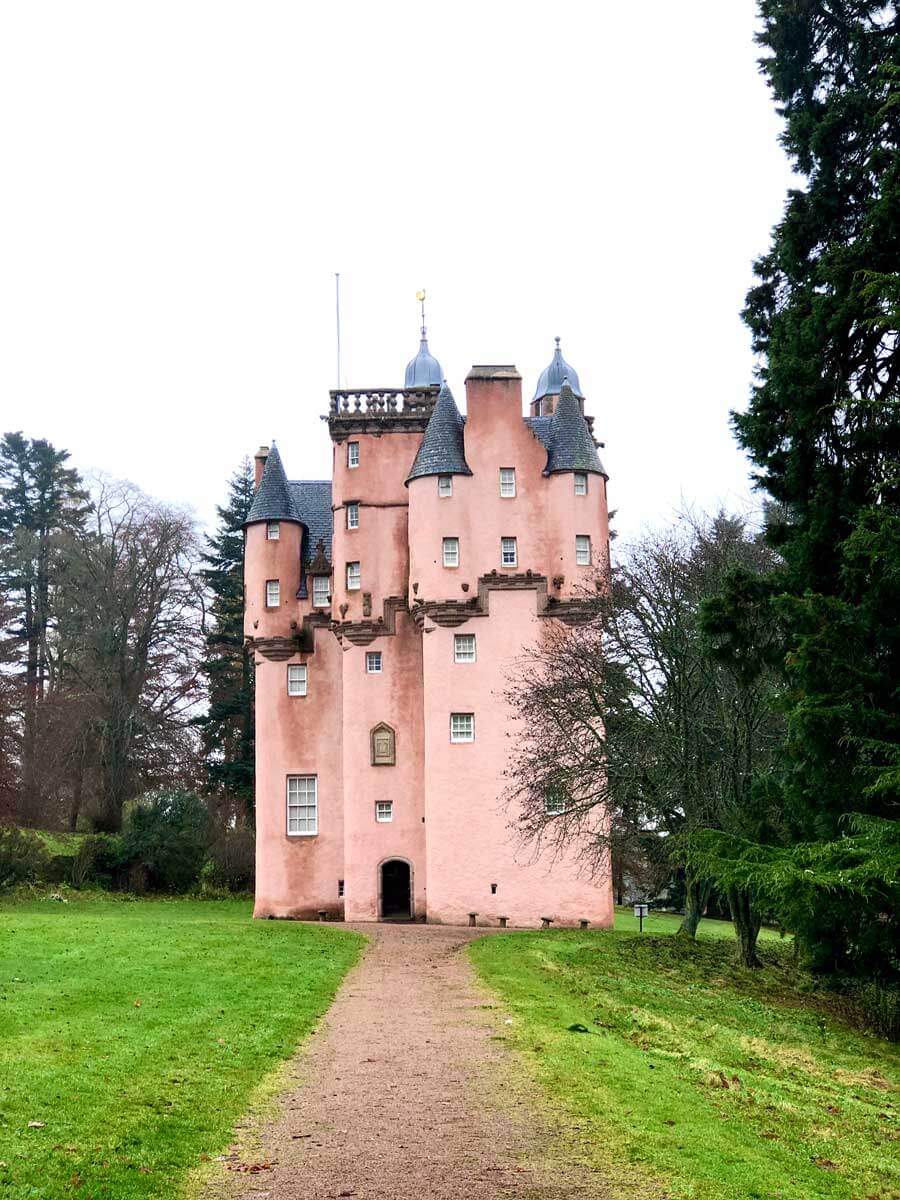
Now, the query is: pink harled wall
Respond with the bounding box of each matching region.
[421,588,612,928]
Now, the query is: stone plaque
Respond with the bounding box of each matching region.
[371,722,396,766]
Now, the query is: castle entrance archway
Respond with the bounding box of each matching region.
[379,858,412,920]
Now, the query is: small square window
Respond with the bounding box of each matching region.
[346,502,360,529]
[338,879,345,897]
[500,537,517,568]
[312,576,330,607]
[366,651,382,674]
[287,663,308,696]
[442,537,460,568]
[375,801,393,823]
[454,634,476,663]
[450,712,474,743]
[347,442,360,468]
[438,475,453,497]
[346,561,361,590]
[287,775,317,836]
[267,521,280,540]
[266,579,280,607]
[576,535,592,566]
[574,473,588,496]
[499,468,516,498]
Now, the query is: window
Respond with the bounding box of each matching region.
[312,576,330,607]
[375,801,393,823]
[266,579,280,607]
[442,536,459,568]
[338,879,345,897]
[347,441,360,468]
[287,664,308,696]
[366,651,382,674]
[346,561,361,590]
[346,502,360,529]
[438,475,453,497]
[499,467,516,498]
[576,535,592,565]
[545,788,567,816]
[500,537,517,567]
[266,521,280,540]
[450,712,475,743]
[574,472,588,496]
[287,775,317,836]
[454,634,476,663]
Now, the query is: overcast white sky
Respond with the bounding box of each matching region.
[0,1,793,539]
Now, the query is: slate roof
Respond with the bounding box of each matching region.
[404,329,443,388]
[405,382,473,484]
[289,480,333,570]
[244,444,300,524]
[526,383,606,477]
[533,337,585,402]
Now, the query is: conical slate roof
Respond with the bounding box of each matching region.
[543,382,606,476]
[405,382,472,485]
[533,337,584,403]
[404,329,443,388]
[245,444,302,524]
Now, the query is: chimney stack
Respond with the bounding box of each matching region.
[464,366,523,434]
[254,446,269,489]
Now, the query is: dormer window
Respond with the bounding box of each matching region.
[438,475,453,498]
[499,468,516,498]
[347,442,360,468]
[574,473,588,496]
[266,521,280,540]
[312,576,330,608]
[346,502,360,529]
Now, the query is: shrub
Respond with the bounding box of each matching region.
[0,827,50,890]
[120,790,211,893]
[70,834,125,889]
[205,827,255,892]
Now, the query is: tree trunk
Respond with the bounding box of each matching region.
[727,886,762,967]
[678,872,710,938]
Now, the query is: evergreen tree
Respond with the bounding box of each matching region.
[196,459,256,824]
[705,4,900,975]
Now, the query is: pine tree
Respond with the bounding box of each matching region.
[196,459,256,825]
[713,4,900,974]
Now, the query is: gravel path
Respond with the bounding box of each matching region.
[203,923,612,1200]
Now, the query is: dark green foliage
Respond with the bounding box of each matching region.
[195,460,255,824]
[0,826,49,889]
[700,2,900,978]
[119,789,212,892]
[204,826,255,891]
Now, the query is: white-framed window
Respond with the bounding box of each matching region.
[500,537,517,567]
[375,801,393,823]
[438,475,453,497]
[346,561,361,590]
[366,651,382,674]
[287,775,317,836]
[576,535,592,565]
[287,664,308,696]
[450,712,475,743]
[347,441,360,468]
[266,521,280,540]
[346,502,360,529]
[574,472,588,496]
[454,633,476,663]
[442,536,460,568]
[499,467,516,498]
[545,789,567,816]
[266,579,280,607]
[312,576,330,607]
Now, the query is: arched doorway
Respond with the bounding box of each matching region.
[380,859,412,920]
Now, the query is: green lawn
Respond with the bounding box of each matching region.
[0,897,363,1199]
[470,911,900,1200]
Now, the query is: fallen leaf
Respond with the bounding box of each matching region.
[133,999,142,1008]
[813,1158,839,1171]
[27,1121,46,1129]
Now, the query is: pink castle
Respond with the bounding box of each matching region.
[244,329,613,927]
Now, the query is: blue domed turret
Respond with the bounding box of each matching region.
[533,337,585,406]
[404,327,443,388]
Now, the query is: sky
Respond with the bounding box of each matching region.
[0,1,794,540]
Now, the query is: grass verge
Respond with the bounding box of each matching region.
[469,914,899,1200]
[0,897,363,1199]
